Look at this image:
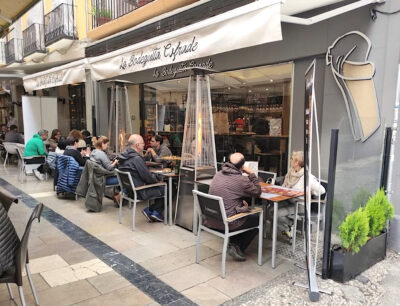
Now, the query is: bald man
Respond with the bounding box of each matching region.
[119,134,165,222]
[208,153,262,261]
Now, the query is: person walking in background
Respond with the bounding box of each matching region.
[6,112,17,128]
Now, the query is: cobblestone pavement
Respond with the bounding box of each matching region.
[224,251,400,306]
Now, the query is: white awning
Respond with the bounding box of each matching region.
[89,0,282,81]
[23,59,87,92]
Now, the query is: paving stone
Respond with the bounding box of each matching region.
[29,254,69,274]
[74,285,153,306]
[87,271,131,294]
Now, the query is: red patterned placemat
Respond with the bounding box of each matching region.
[261,186,303,197]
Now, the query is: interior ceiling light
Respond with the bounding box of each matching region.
[270,79,274,83]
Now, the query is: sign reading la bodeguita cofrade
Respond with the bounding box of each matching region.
[23,62,86,92]
[89,0,282,81]
[152,58,214,79]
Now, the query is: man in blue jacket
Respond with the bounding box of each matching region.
[119,134,165,222]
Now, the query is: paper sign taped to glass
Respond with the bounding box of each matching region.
[326,31,380,142]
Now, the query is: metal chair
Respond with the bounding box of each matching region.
[15,147,46,182]
[115,169,167,231]
[192,190,263,278]
[0,203,44,306]
[2,142,18,166]
[292,180,328,253]
[258,170,277,184]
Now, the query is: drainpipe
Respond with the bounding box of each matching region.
[386,65,400,202]
[281,0,385,25]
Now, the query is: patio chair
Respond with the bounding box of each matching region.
[258,170,276,184]
[292,180,328,253]
[0,203,44,306]
[15,147,46,182]
[115,169,167,231]
[192,190,263,278]
[3,142,18,166]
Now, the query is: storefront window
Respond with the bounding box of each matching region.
[69,84,86,130]
[142,62,293,175]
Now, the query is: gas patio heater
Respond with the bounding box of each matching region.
[175,70,218,232]
[108,84,133,153]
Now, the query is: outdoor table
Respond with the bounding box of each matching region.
[259,182,303,268]
[151,168,179,226]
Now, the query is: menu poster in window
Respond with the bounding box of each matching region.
[303,59,320,302]
[243,161,258,177]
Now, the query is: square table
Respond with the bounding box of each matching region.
[259,182,303,268]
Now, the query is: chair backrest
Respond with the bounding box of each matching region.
[320,179,328,200]
[0,186,18,212]
[115,169,136,198]
[3,142,18,155]
[258,170,277,184]
[15,203,43,285]
[192,190,226,224]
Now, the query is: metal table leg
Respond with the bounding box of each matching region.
[193,183,198,234]
[272,201,278,268]
[169,176,173,226]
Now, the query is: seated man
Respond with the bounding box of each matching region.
[63,136,90,167]
[24,129,48,180]
[276,151,326,238]
[119,134,165,222]
[5,125,24,144]
[144,134,172,167]
[208,152,261,261]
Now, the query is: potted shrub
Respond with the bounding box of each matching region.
[330,189,394,282]
[91,7,112,26]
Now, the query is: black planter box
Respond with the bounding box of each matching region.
[330,231,387,282]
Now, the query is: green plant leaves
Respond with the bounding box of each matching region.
[339,188,395,253]
[364,188,394,237]
[339,207,369,254]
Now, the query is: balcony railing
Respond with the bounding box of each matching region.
[90,0,154,29]
[0,41,5,64]
[23,23,46,57]
[44,3,76,47]
[5,38,23,65]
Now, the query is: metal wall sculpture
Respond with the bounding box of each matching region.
[108,85,133,153]
[326,31,380,142]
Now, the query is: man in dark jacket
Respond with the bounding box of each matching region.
[119,134,165,222]
[209,152,261,261]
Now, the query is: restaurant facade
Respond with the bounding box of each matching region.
[84,0,400,250]
[15,0,400,250]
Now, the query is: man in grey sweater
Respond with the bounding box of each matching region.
[4,125,24,144]
[208,153,261,261]
[144,135,172,167]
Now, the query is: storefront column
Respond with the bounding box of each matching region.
[85,69,94,134]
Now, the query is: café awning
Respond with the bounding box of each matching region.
[88,0,283,81]
[22,59,87,92]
